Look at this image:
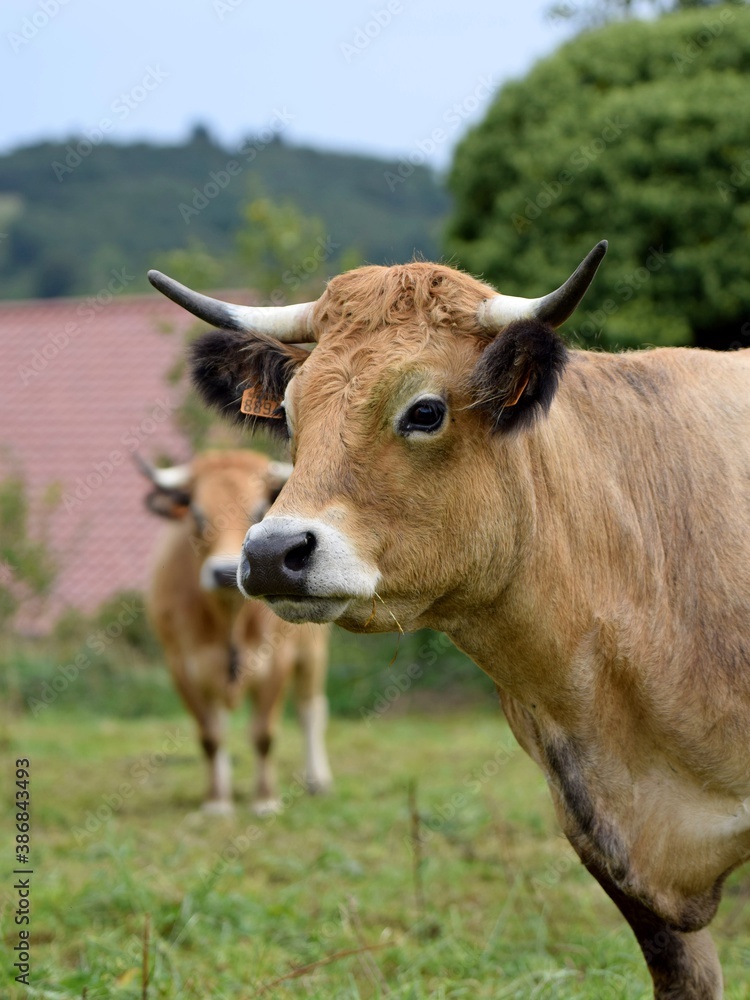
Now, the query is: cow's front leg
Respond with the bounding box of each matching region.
[248,664,289,816]
[293,626,332,794]
[297,694,332,794]
[581,854,723,1000]
[199,702,233,815]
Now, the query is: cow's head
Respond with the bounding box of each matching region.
[147,243,606,631]
[138,450,291,592]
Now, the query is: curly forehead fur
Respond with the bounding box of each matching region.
[311,262,496,343]
[191,261,569,438]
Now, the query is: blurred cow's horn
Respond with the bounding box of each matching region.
[267,461,294,483]
[135,454,192,490]
[147,270,316,344]
[478,241,608,331]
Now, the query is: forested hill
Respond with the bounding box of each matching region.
[0,128,450,300]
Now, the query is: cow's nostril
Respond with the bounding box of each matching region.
[242,526,319,597]
[284,532,316,573]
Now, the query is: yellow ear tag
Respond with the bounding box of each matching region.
[240,388,283,419]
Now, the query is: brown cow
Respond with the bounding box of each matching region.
[141,449,331,815]
[148,244,750,998]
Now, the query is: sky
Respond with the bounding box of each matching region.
[0,0,574,168]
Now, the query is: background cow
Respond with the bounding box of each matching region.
[148,243,750,999]
[141,449,332,815]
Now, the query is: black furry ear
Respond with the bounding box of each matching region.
[470,319,568,433]
[189,329,308,437]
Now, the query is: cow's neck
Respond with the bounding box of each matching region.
[433,368,750,929]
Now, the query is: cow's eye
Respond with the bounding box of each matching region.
[398,397,447,436]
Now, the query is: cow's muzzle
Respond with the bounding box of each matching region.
[238,516,379,624]
[239,527,316,597]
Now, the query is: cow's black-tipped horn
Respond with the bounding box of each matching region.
[133,452,158,483]
[478,241,608,331]
[133,453,192,490]
[147,269,317,344]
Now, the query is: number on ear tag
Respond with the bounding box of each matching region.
[240,388,283,419]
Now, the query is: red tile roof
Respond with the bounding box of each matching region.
[0,290,230,633]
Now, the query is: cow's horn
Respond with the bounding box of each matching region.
[147,270,317,344]
[134,453,192,490]
[478,240,608,331]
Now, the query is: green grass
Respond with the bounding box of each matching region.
[3,701,749,999]
[1,612,495,722]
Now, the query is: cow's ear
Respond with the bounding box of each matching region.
[470,319,568,433]
[144,487,192,520]
[190,329,308,438]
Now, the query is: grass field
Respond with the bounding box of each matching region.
[3,691,750,997]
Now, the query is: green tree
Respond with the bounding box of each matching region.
[155,236,225,293]
[446,4,750,350]
[235,192,331,302]
[0,476,57,625]
[0,135,448,301]
[157,190,346,452]
[547,0,745,30]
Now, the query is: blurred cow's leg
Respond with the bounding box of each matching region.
[294,625,332,795]
[180,643,234,814]
[199,700,232,814]
[159,646,231,813]
[248,642,292,815]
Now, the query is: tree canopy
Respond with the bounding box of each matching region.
[546,0,746,31]
[446,4,750,349]
[0,131,449,301]
[159,190,346,454]
[0,477,57,626]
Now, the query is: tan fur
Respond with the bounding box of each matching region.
[146,450,330,812]
[265,262,750,997]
